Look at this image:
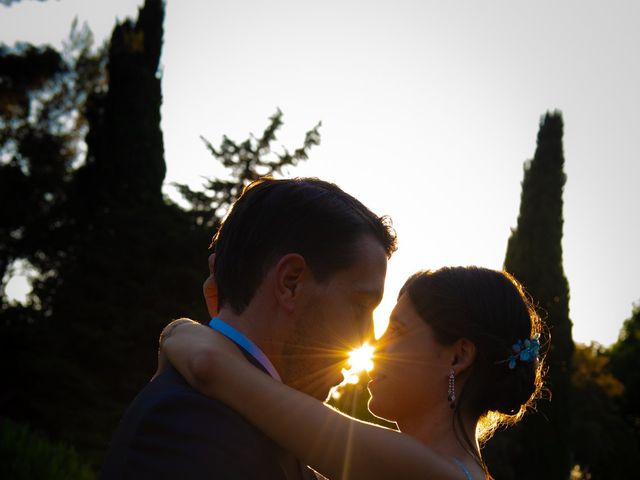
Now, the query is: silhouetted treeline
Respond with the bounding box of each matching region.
[1,0,206,467]
[0,0,319,473]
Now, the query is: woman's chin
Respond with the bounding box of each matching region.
[367,393,396,423]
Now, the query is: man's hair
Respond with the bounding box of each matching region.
[211,177,397,313]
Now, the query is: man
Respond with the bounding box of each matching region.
[101,178,397,479]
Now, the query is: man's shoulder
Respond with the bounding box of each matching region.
[102,366,286,479]
[140,366,271,437]
[123,365,237,420]
[110,364,274,442]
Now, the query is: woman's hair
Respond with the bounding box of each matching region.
[398,267,547,466]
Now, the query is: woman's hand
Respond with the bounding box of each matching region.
[151,318,198,381]
[161,319,245,395]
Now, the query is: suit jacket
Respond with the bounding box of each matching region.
[101,350,316,480]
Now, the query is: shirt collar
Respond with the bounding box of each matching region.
[208,317,282,382]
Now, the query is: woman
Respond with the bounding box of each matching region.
[159,266,546,480]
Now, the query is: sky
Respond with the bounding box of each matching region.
[1,0,639,346]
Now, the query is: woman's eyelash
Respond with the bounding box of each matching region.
[388,319,409,336]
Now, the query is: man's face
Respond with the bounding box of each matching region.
[281,235,388,400]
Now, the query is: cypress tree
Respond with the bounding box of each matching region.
[485,112,574,479]
[78,0,165,206]
[2,1,207,467]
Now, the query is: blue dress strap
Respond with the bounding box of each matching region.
[452,458,473,480]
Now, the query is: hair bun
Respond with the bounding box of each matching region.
[490,361,538,415]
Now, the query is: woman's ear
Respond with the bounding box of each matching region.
[274,254,307,313]
[451,338,477,375]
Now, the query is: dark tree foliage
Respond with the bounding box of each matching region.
[570,343,639,479]
[0,44,63,115]
[0,417,96,480]
[0,24,104,302]
[0,21,109,464]
[1,1,319,469]
[174,108,321,228]
[0,0,205,467]
[484,112,574,480]
[608,304,640,445]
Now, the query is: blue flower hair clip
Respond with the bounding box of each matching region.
[506,333,540,369]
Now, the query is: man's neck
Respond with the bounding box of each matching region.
[216,304,288,379]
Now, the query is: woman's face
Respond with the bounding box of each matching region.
[368,292,452,423]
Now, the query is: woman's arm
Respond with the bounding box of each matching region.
[162,322,462,480]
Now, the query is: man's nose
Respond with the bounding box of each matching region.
[358,317,375,345]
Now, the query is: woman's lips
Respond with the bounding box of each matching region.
[368,371,387,385]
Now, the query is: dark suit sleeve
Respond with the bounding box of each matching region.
[102,368,287,480]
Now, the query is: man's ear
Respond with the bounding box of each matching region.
[274,254,307,313]
[451,337,477,375]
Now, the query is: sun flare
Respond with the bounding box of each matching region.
[348,343,375,374]
[330,343,377,399]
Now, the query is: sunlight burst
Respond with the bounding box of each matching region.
[342,343,375,386]
[330,343,377,399]
[348,343,375,374]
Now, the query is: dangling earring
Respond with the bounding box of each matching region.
[447,368,456,409]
